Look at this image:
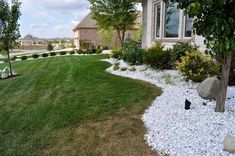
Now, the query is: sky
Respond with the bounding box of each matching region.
[19,0,91,39]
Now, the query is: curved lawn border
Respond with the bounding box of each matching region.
[103,58,235,156]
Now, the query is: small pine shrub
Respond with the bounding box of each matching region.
[121,67,127,71]
[113,64,120,71]
[50,52,56,56]
[32,54,39,59]
[70,51,75,55]
[144,42,172,69]
[47,42,54,51]
[60,51,66,55]
[122,39,144,65]
[21,56,28,60]
[171,42,198,63]
[176,51,221,82]
[42,53,49,57]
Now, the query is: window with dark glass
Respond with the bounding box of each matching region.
[164,2,180,38]
[154,4,161,38]
[184,15,192,37]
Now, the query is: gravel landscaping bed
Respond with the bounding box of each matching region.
[103,58,235,156]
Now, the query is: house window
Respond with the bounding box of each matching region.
[164,2,180,38]
[184,14,193,37]
[154,3,161,38]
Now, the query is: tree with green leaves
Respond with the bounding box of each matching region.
[98,27,115,48]
[0,0,21,76]
[89,0,138,44]
[166,0,235,112]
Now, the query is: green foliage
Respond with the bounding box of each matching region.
[96,49,103,54]
[144,42,172,69]
[176,51,221,82]
[98,28,116,47]
[70,51,75,55]
[171,42,198,63]
[122,39,144,65]
[60,51,67,55]
[11,56,17,61]
[50,52,56,56]
[89,0,138,43]
[21,56,27,60]
[42,53,49,58]
[110,49,122,59]
[113,64,120,71]
[47,42,54,51]
[32,54,39,59]
[77,49,83,54]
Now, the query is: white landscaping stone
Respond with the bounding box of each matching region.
[102,58,235,156]
[224,136,235,153]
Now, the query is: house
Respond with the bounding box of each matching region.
[73,13,141,50]
[18,34,43,46]
[141,0,206,51]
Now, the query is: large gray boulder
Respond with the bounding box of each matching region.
[197,76,220,100]
[224,136,235,153]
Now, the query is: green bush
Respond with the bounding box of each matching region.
[32,54,39,59]
[113,64,120,71]
[144,42,172,69]
[50,52,56,56]
[171,42,198,63]
[11,56,17,61]
[110,48,122,59]
[96,49,103,54]
[60,51,66,55]
[70,51,75,55]
[3,58,8,62]
[122,39,144,65]
[21,56,28,60]
[177,51,221,82]
[47,42,54,51]
[77,49,83,54]
[42,53,49,58]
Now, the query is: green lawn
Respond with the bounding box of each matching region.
[0,55,161,156]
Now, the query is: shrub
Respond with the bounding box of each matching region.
[50,52,56,56]
[121,67,127,71]
[60,51,66,55]
[21,56,28,60]
[3,58,8,62]
[110,48,122,59]
[171,42,198,63]
[77,49,83,54]
[91,49,96,54]
[96,49,103,54]
[32,54,39,59]
[144,42,172,69]
[85,50,92,54]
[122,39,144,65]
[47,42,54,51]
[42,53,49,57]
[176,51,221,82]
[70,51,75,55]
[113,64,120,71]
[11,56,17,61]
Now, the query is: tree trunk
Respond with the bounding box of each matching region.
[121,29,126,44]
[6,48,13,76]
[117,29,126,45]
[215,55,232,112]
[117,29,122,45]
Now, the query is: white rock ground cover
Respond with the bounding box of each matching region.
[103,58,235,156]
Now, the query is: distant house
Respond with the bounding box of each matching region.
[18,34,43,46]
[73,13,141,50]
[141,0,206,51]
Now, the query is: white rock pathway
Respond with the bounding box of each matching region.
[103,59,235,156]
